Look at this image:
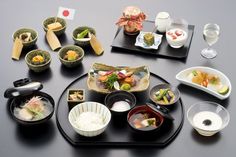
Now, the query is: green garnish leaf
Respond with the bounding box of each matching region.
[106,73,118,89]
[77,29,89,39]
[192,70,197,76]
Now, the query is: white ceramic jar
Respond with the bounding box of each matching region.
[155,12,171,33]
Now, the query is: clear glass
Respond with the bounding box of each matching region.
[187,101,230,136]
[166,19,188,48]
[201,23,220,59]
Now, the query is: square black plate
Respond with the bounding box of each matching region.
[111,21,194,59]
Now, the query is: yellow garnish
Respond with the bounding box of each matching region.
[32,55,44,64]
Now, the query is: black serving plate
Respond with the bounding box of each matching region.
[111,20,194,60]
[56,73,184,147]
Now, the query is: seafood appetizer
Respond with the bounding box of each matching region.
[176,66,231,100]
[14,96,53,121]
[87,63,150,93]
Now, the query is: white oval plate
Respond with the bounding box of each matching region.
[176,66,231,100]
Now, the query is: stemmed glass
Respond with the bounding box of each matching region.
[201,23,220,59]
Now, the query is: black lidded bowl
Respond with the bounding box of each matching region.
[127,105,164,134]
[9,91,55,125]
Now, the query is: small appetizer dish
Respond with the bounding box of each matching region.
[58,45,84,68]
[72,26,96,47]
[127,105,164,133]
[176,66,231,100]
[4,80,54,125]
[13,28,38,47]
[105,90,136,115]
[166,19,188,48]
[67,89,85,107]
[150,84,180,106]
[187,101,230,136]
[116,6,146,35]
[87,63,150,94]
[68,102,111,137]
[25,49,51,72]
[43,17,66,36]
[135,31,163,49]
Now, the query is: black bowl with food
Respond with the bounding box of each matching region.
[105,91,136,117]
[127,105,164,133]
[9,91,55,125]
[149,84,180,106]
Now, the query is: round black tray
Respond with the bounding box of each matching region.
[56,73,184,147]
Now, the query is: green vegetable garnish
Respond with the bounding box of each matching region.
[121,83,131,91]
[106,73,118,89]
[156,88,169,101]
[218,85,229,95]
[77,29,89,39]
[192,70,197,76]
[25,107,44,119]
[163,96,169,104]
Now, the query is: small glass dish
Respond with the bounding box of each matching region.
[135,31,163,50]
[166,19,188,48]
[187,101,230,136]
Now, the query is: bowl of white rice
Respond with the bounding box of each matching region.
[68,101,111,137]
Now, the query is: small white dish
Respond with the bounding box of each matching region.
[135,31,162,50]
[176,66,231,100]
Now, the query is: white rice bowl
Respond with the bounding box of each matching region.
[68,101,111,137]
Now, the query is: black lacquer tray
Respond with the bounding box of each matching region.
[111,20,194,59]
[56,73,184,147]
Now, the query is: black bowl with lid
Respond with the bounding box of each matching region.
[4,78,55,125]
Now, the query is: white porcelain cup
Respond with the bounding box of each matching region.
[155,12,171,33]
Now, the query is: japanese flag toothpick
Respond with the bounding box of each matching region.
[57,7,75,20]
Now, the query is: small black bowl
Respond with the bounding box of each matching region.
[150,83,180,106]
[9,91,55,125]
[104,91,136,116]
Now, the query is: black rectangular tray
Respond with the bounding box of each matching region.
[111,20,194,59]
[56,73,184,147]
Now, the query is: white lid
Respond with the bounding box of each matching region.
[156,12,170,19]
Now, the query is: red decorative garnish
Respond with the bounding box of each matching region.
[167,31,173,36]
[116,6,146,31]
[172,35,177,40]
[175,30,183,36]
